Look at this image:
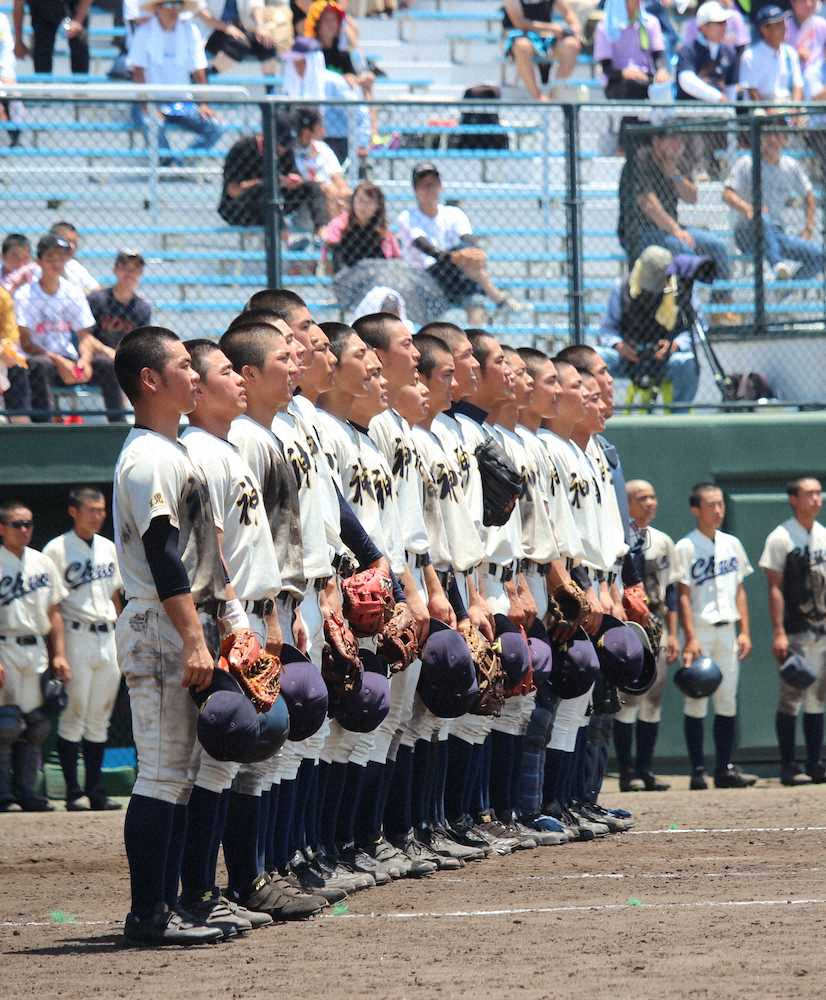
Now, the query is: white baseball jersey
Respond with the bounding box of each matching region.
[523,425,584,566]
[228,414,305,600]
[182,427,281,602]
[411,423,484,573]
[369,409,430,558]
[432,410,484,531]
[316,408,385,551]
[494,423,559,566]
[585,436,628,570]
[635,523,679,621]
[537,429,595,567]
[289,394,343,555]
[353,421,406,576]
[273,405,335,581]
[42,530,121,625]
[0,545,67,635]
[675,528,753,625]
[759,517,826,635]
[113,428,225,604]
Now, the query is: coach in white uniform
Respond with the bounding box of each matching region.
[676,481,754,790]
[760,476,826,785]
[44,487,123,812]
[0,500,69,813]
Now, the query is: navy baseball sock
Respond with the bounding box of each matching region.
[124,794,175,917]
[376,757,395,838]
[180,784,221,900]
[382,745,410,838]
[290,759,313,858]
[465,742,484,818]
[557,750,575,809]
[319,762,346,853]
[209,790,230,882]
[337,762,368,846]
[445,735,471,823]
[490,731,515,819]
[477,735,493,815]
[82,739,106,800]
[635,721,660,775]
[358,760,384,845]
[57,737,82,801]
[163,803,188,908]
[612,720,634,774]
[264,783,280,872]
[713,715,736,772]
[775,711,797,769]
[803,713,824,770]
[510,736,524,813]
[306,763,320,852]
[257,788,271,874]
[271,778,296,872]
[684,716,705,771]
[223,791,261,894]
[412,738,434,831]
[543,748,563,808]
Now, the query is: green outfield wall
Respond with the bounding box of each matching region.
[3,412,825,767]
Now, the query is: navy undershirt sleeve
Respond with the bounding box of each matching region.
[142,515,191,601]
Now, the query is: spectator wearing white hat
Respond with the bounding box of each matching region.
[740,5,803,101]
[676,2,739,102]
[128,0,223,166]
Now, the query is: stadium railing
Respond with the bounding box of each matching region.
[0,85,824,419]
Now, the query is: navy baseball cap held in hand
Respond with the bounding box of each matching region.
[493,614,531,688]
[330,668,391,733]
[245,695,291,763]
[592,614,646,693]
[193,668,260,763]
[418,619,478,717]
[780,652,817,690]
[279,643,329,741]
[549,628,600,699]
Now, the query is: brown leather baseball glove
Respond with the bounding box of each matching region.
[219,630,281,713]
[341,567,395,637]
[378,603,420,674]
[462,624,505,717]
[321,611,363,700]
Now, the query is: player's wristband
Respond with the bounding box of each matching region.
[219,598,250,636]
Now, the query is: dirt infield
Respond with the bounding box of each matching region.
[3,776,826,1000]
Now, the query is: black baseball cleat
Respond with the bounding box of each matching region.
[123,903,224,947]
[179,891,253,939]
[619,770,645,792]
[638,771,670,792]
[689,768,708,791]
[19,795,55,812]
[806,762,826,784]
[780,763,808,786]
[89,795,122,811]
[66,794,91,812]
[714,764,757,789]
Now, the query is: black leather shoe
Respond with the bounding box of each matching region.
[780,763,807,786]
[806,762,826,783]
[689,768,708,791]
[638,771,670,792]
[714,764,757,789]
[619,770,645,792]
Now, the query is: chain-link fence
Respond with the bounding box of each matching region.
[2,89,826,419]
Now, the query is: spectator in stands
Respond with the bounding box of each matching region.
[676,2,739,103]
[87,250,152,349]
[292,107,351,220]
[740,5,803,100]
[198,0,280,75]
[0,282,29,420]
[596,245,700,404]
[502,0,582,101]
[14,235,123,421]
[1,233,39,295]
[0,11,20,145]
[321,181,400,272]
[724,128,822,280]
[13,0,92,75]
[618,128,735,322]
[681,0,749,56]
[785,0,826,93]
[128,0,223,167]
[594,0,671,100]
[281,35,370,164]
[397,162,521,324]
[49,222,100,294]
[218,117,329,234]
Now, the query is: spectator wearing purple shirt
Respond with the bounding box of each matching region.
[785,0,826,93]
[595,0,671,99]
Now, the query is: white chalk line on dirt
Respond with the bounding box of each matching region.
[629,825,826,836]
[347,896,826,921]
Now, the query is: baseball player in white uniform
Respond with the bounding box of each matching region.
[759,477,826,785]
[676,482,754,790]
[613,479,680,792]
[0,500,69,813]
[112,326,231,947]
[43,487,123,812]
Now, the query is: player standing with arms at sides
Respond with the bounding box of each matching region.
[112,326,231,947]
[0,501,69,813]
[613,480,680,792]
[676,482,754,790]
[759,477,826,785]
[44,487,123,812]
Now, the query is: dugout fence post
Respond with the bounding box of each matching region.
[562,102,585,344]
[261,98,283,289]
[749,113,765,336]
